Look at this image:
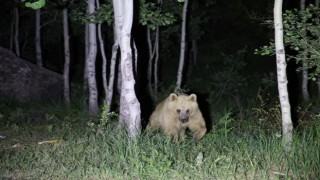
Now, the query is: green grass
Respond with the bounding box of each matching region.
[0,103,319,179]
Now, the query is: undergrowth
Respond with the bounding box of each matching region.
[0,100,319,179]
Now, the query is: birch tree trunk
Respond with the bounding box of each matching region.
[83,24,89,91]
[274,0,293,152]
[96,0,108,104]
[113,0,141,138]
[154,27,159,94]
[35,9,43,67]
[175,0,189,91]
[300,0,310,101]
[147,27,154,95]
[14,7,20,57]
[62,2,71,106]
[106,38,119,109]
[86,0,99,116]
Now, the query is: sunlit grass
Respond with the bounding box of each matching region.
[0,103,319,179]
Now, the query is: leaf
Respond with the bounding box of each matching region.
[25,0,46,10]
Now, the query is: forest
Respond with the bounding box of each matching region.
[0,0,319,179]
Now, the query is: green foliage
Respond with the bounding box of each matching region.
[139,0,176,30]
[256,5,320,79]
[70,0,113,25]
[213,111,234,138]
[24,0,45,10]
[87,104,118,135]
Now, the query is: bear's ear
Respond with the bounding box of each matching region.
[190,94,197,102]
[169,93,178,101]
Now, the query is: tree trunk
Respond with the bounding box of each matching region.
[106,39,119,109]
[315,0,320,97]
[96,0,108,105]
[147,27,154,96]
[113,0,141,138]
[86,0,99,116]
[274,0,293,152]
[62,3,71,106]
[133,40,138,75]
[175,0,189,91]
[190,39,198,65]
[154,27,159,94]
[83,24,89,91]
[14,7,20,57]
[300,0,310,101]
[35,9,43,67]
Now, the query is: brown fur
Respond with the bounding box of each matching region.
[148,93,207,142]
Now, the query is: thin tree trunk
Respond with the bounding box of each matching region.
[274,0,293,152]
[147,27,155,96]
[300,0,310,101]
[83,24,89,91]
[106,39,119,109]
[113,0,141,138]
[96,0,108,104]
[62,3,71,106]
[35,9,43,67]
[14,7,20,57]
[190,39,198,65]
[86,0,99,116]
[10,9,15,51]
[315,0,320,97]
[133,41,138,75]
[154,27,159,94]
[175,0,189,91]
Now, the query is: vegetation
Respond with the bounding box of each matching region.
[0,97,319,179]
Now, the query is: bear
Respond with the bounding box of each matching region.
[147,93,207,142]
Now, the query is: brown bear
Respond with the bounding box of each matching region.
[148,93,207,142]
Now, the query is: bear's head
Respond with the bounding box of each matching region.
[167,93,198,124]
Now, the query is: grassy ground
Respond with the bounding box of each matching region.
[0,102,319,179]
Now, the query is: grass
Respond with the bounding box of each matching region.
[0,102,319,179]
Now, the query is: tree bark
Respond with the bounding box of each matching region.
[35,9,43,67]
[300,0,310,101]
[113,0,141,138]
[96,0,108,105]
[147,27,154,95]
[14,7,20,57]
[86,0,99,116]
[175,0,189,91]
[83,24,89,92]
[106,39,119,109]
[274,0,293,152]
[62,2,71,106]
[154,27,159,94]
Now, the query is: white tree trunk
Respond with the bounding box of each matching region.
[35,9,43,67]
[133,41,138,75]
[274,0,293,152]
[113,0,141,138]
[147,27,154,95]
[154,27,159,94]
[300,0,310,101]
[175,0,188,91]
[83,24,89,91]
[96,0,108,104]
[62,3,71,106]
[106,39,119,109]
[14,7,20,57]
[86,0,99,116]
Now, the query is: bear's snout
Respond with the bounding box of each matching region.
[180,118,189,123]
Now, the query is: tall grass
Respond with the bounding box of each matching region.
[0,102,319,179]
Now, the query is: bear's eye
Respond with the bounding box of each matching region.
[186,109,190,114]
[176,109,181,114]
